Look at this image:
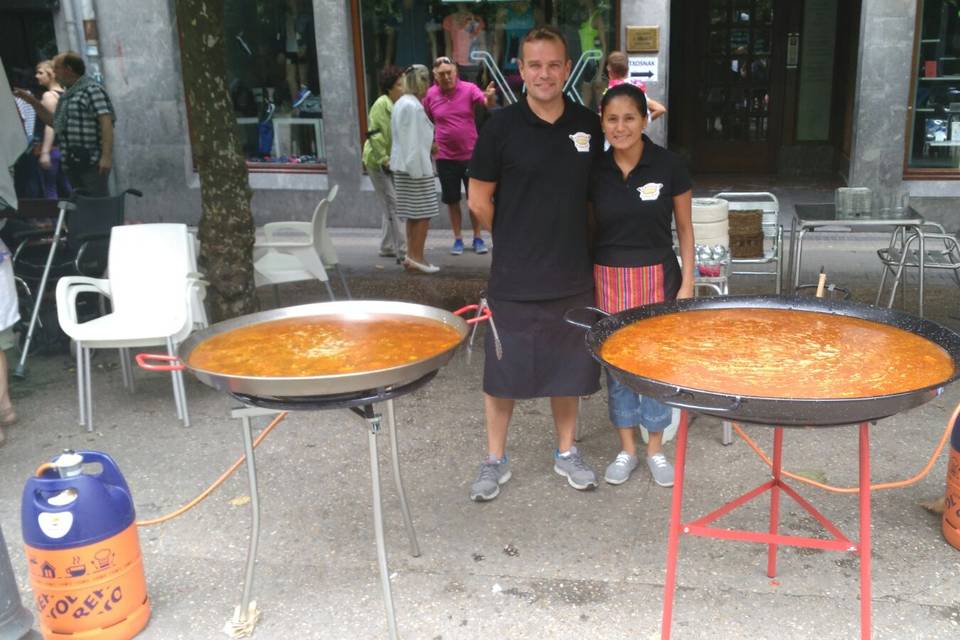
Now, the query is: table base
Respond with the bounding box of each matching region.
[661,411,872,639]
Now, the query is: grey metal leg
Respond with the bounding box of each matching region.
[917,228,926,318]
[15,206,67,378]
[366,413,400,640]
[793,227,808,291]
[334,265,352,299]
[166,338,184,422]
[83,346,93,431]
[77,342,86,428]
[721,420,733,446]
[119,347,136,392]
[238,414,261,621]
[775,225,783,295]
[787,215,797,294]
[324,280,336,301]
[385,399,420,558]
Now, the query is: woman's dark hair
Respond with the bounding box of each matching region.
[600,82,648,118]
[379,65,404,95]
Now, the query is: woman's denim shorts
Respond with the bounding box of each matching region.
[605,370,672,431]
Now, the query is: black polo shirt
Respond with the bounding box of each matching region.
[468,96,602,300]
[589,135,692,267]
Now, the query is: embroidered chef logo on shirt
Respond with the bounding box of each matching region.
[637,183,663,201]
[569,132,591,152]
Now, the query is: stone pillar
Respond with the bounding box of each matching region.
[312,0,364,224]
[618,0,672,147]
[848,0,916,188]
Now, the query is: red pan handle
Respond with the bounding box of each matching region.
[453,304,492,325]
[135,353,185,371]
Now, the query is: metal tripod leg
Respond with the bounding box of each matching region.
[230,406,268,626]
[359,407,399,640]
[721,420,733,445]
[16,202,70,378]
[385,399,420,558]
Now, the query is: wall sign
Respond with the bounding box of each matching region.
[625,26,660,53]
[628,56,659,83]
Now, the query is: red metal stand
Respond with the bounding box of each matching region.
[660,411,872,639]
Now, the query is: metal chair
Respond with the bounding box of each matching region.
[876,222,959,316]
[714,191,783,293]
[253,184,349,304]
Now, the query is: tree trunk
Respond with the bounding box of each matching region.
[175,0,258,321]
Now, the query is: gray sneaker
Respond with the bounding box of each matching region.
[647,453,675,487]
[554,446,598,490]
[470,454,511,501]
[604,451,639,485]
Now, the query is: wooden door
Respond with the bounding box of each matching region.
[689,0,787,172]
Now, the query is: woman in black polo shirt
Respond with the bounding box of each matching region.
[590,82,695,488]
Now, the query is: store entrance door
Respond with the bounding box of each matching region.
[675,0,788,173]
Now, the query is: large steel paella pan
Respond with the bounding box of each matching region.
[138,300,487,399]
[567,295,960,427]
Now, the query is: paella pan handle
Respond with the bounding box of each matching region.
[563,306,609,330]
[453,304,492,325]
[135,353,185,372]
[661,388,743,414]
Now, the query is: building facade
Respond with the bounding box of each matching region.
[2,0,957,230]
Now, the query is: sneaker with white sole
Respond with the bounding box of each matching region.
[451,238,464,255]
[554,446,598,490]
[647,453,675,487]
[604,451,639,485]
[470,454,511,501]
[472,237,488,254]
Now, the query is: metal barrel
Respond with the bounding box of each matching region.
[0,523,34,640]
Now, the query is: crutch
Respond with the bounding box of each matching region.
[14,199,74,378]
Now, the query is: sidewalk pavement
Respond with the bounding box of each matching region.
[1,224,959,640]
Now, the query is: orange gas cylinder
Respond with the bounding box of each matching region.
[22,451,150,640]
[944,415,960,550]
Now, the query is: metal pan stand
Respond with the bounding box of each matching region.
[227,372,436,640]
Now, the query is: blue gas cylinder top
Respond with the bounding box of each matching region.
[21,451,136,550]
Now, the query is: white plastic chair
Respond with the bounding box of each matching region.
[56,224,205,431]
[253,184,350,304]
[714,192,783,294]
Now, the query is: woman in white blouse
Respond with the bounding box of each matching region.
[390,64,440,274]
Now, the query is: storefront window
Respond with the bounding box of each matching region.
[354,0,617,118]
[907,0,960,174]
[222,0,324,169]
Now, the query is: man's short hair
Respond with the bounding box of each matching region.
[606,51,628,79]
[519,25,568,61]
[54,51,86,76]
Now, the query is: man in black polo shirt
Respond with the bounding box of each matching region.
[466,26,602,501]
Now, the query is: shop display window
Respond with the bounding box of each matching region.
[222,0,324,170]
[352,0,617,127]
[907,0,960,175]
